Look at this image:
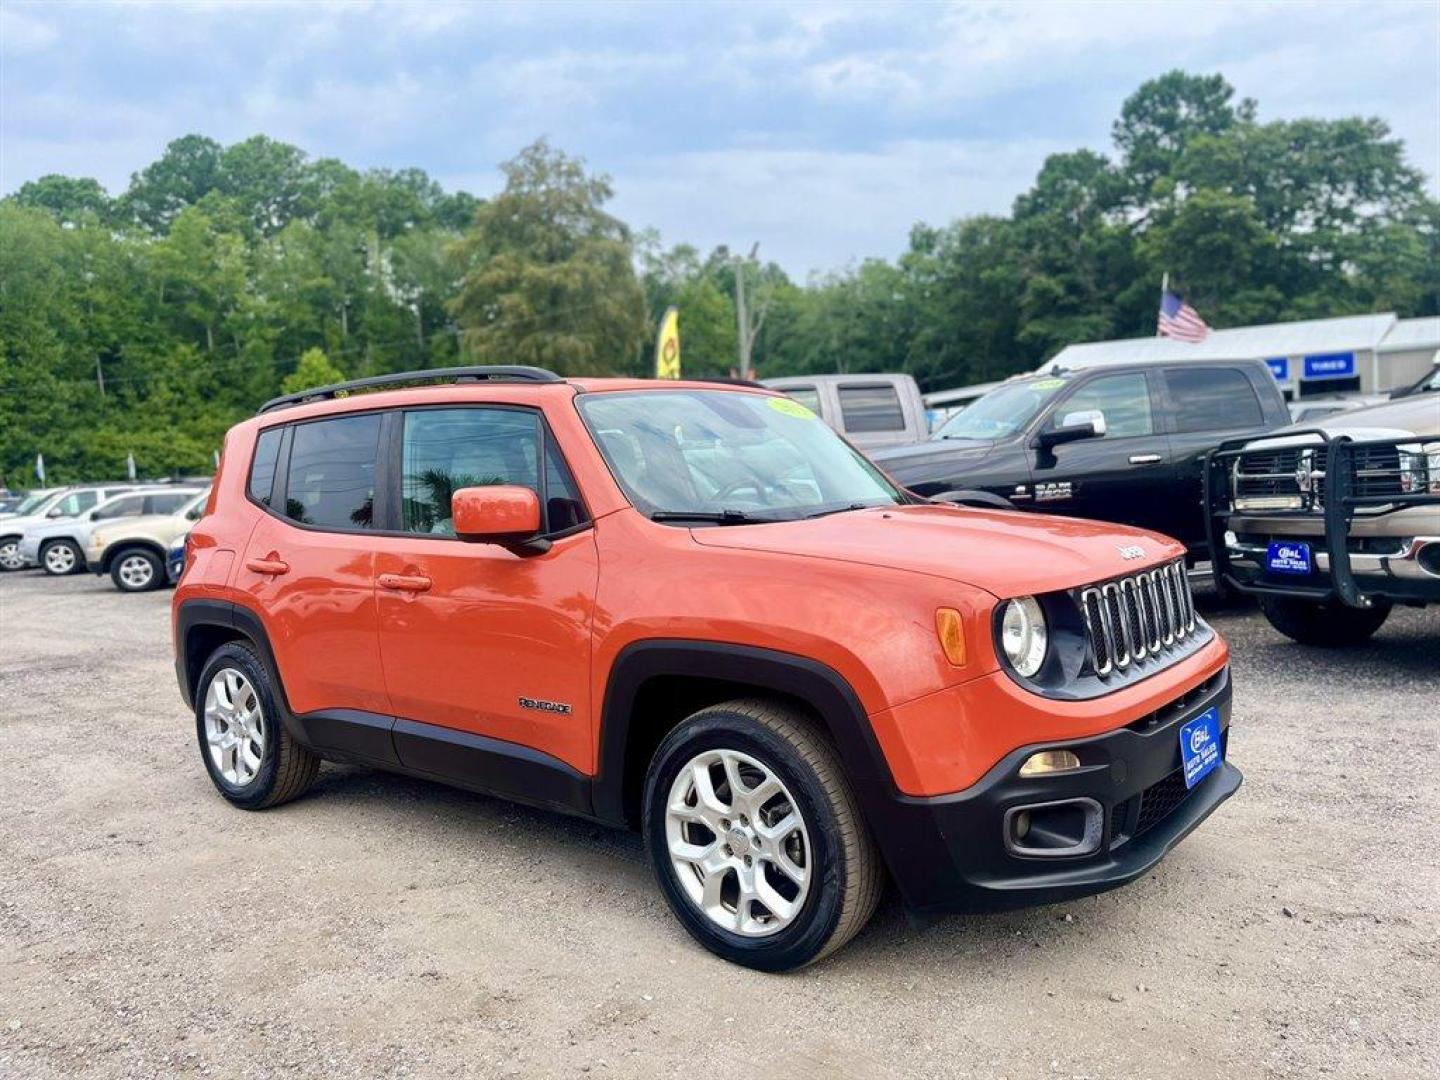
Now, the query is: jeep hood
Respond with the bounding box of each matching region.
[689,504,1185,597]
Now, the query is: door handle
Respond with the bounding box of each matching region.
[245,556,289,576]
[378,573,432,593]
[1128,454,1163,465]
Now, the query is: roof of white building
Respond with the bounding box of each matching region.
[1046,312,1399,371]
[1377,316,1440,353]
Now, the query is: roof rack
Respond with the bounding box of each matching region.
[257,365,564,414]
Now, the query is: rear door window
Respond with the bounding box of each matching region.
[838,384,905,433]
[145,491,195,514]
[283,414,382,530]
[1164,367,1264,432]
[93,493,148,521]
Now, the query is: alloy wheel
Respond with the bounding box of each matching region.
[204,668,266,786]
[44,544,77,575]
[664,748,812,937]
[117,554,154,589]
[0,541,22,571]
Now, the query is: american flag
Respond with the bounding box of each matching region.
[1158,289,1210,343]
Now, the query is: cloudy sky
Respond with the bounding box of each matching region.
[3,1,1437,277]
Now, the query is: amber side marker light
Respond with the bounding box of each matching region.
[1018,749,1081,777]
[935,608,968,666]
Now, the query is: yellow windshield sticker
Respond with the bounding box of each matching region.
[1030,378,1067,390]
[767,397,817,419]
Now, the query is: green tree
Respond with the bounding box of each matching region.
[449,139,647,374]
[281,348,346,395]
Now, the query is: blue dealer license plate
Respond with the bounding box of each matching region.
[1266,541,1312,574]
[1179,707,1222,790]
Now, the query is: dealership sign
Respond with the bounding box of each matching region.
[1302,352,1356,379]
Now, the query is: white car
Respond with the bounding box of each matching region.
[0,485,140,572]
[0,488,60,522]
[18,487,204,575]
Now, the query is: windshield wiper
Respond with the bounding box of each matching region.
[649,510,786,525]
[802,503,873,520]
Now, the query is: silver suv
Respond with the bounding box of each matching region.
[0,485,140,572]
[19,487,204,575]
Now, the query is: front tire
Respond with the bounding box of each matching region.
[0,536,22,572]
[196,642,319,810]
[1258,595,1391,646]
[110,547,162,592]
[40,539,82,576]
[643,699,882,972]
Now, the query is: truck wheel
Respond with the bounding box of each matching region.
[110,547,162,592]
[0,536,22,571]
[1258,595,1391,646]
[196,642,319,810]
[643,699,883,972]
[40,539,83,576]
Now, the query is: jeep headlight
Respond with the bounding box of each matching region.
[1398,441,1440,495]
[1000,596,1048,677]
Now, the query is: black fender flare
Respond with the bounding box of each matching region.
[931,489,1015,510]
[592,640,898,827]
[174,598,311,749]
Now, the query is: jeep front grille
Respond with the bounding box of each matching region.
[1079,560,1196,677]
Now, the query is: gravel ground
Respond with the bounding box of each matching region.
[1,570,1436,1080]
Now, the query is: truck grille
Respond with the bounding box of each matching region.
[1079,560,1196,677]
[1232,443,1403,511]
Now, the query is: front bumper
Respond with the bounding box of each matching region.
[870,666,1239,914]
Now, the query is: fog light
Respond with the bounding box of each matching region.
[1013,810,1031,839]
[1019,749,1081,777]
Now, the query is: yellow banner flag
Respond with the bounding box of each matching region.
[654,306,681,379]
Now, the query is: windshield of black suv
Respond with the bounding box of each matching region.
[578,389,905,522]
[931,375,1071,440]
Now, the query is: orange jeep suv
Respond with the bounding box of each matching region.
[174,366,1240,970]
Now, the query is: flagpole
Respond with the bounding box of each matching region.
[1158,273,1169,337]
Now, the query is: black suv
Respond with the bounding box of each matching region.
[873,359,1290,559]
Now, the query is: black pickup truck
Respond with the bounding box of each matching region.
[873,358,1290,560]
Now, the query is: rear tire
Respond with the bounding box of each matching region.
[196,642,319,810]
[110,547,162,592]
[1258,595,1391,646]
[643,699,883,971]
[40,539,83,576]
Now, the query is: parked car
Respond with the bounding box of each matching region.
[1287,394,1389,424]
[88,488,210,592]
[19,486,204,575]
[760,373,929,449]
[166,532,188,585]
[0,484,141,571]
[872,358,1290,563]
[0,488,58,521]
[1206,395,1439,645]
[174,365,1239,971]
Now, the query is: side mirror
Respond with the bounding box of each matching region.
[1038,409,1107,449]
[46,506,65,518]
[452,485,550,554]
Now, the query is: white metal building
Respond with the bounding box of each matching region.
[1045,313,1440,399]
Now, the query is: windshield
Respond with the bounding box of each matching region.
[578,390,904,522]
[11,491,53,515]
[931,376,1071,440]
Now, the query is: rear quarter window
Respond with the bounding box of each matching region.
[248,428,283,507]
